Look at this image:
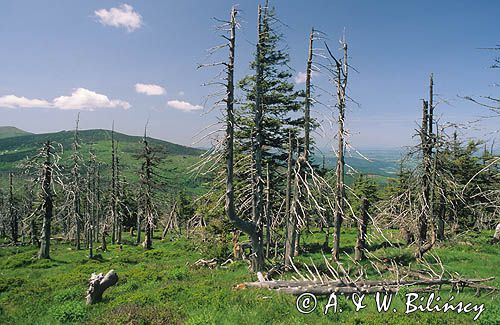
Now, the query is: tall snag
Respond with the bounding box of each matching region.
[38,141,54,259]
[9,172,18,244]
[71,115,82,250]
[325,40,348,261]
[284,131,295,267]
[140,127,155,250]
[223,6,264,272]
[110,124,118,244]
[416,74,437,258]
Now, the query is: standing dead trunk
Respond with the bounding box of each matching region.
[265,163,271,258]
[101,230,107,252]
[111,125,117,245]
[38,141,53,259]
[70,114,82,250]
[141,128,154,250]
[355,197,369,261]
[223,6,264,273]
[86,270,118,305]
[250,4,265,272]
[325,41,348,261]
[284,131,295,267]
[9,172,18,244]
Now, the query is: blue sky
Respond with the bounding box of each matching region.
[0,0,498,150]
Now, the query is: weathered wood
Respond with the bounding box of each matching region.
[38,141,53,259]
[224,6,264,273]
[493,223,500,243]
[86,270,118,304]
[241,277,500,296]
[355,197,369,261]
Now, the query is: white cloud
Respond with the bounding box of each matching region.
[0,95,51,108]
[135,83,165,96]
[294,71,319,84]
[53,88,130,110]
[167,100,202,112]
[95,4,143,32]
[0,88,130,111]
[178,91,185,96]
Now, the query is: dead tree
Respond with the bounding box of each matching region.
[325,40,348,261]
[284,131,295,267]
[38,141,54,259]
[354,197,369,261]
[71,115,82,250]
[8,172,18,244]
[110,124,118,245]
[140,127,154,250]
[223,6,264,272]
[86,270,118,305]
[293,27,316,257]
[250,3,265,271]
[416,74,437,258]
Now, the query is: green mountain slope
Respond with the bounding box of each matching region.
[0,129,207,195]
[0,126,31,139]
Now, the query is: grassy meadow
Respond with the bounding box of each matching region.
[0,229,498,324]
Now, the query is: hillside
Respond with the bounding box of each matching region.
[0,129,207,195]
[0,126,31,139]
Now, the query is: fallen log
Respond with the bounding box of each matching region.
[240,277,499,296]
[86,270,118,304]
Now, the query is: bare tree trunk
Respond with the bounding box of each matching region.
[9,172,18,244]
[284,131,295,267]
[136,208,141,245]
[141,129,154,250]
[111,124,117,245]
[38,141,53,259]
[224,6,264,272]
[327,42,348,261]
[355,197,369,261]
[250,4,265,272]
[265,163,271,258]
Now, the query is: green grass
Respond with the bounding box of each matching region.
[0,229,498,324]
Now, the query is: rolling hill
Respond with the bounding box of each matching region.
[0,126,32,139]
[0,128,207,195]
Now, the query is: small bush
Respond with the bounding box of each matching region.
[49,301,86,323]
[53,287,83,303]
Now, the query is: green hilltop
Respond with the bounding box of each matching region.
[0,128,207,195]
[0,126,32,139]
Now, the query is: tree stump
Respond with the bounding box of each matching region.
[86,270,118,305]
[493,223,500,244]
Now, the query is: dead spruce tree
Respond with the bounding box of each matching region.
[415,74,438,258]
[139,127,157,250]
[38,141,56,259]
[70,115,83,250]
[8,172,18,244]
[325,40,348,261]
[110,124,119,245]
[198,5,266,271]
